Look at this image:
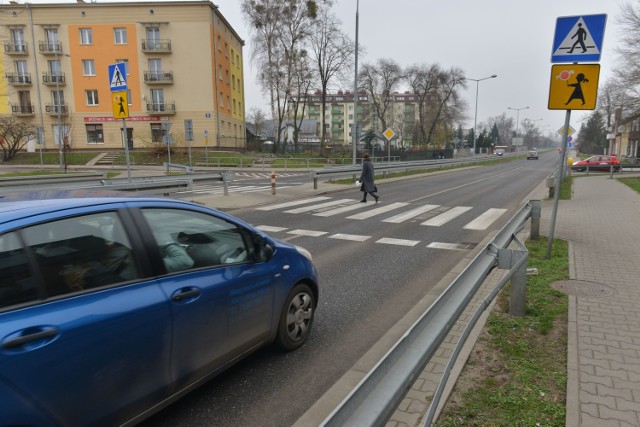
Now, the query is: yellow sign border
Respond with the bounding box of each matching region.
[112,91,129,119]
[548,64,600,111]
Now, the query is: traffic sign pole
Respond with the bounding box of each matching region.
[109,63,131,182]
[547,109,571,259]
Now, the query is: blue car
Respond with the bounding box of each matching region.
[0,196,318,426]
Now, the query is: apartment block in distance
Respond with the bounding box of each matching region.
[0,0,245,153]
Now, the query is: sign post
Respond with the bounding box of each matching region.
[383,128,395,163]
[108,63,131,182]
[546,13,607,259]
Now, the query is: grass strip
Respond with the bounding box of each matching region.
[436,238,569,427]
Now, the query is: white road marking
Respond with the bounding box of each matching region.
[314,203,370,217]
[287,229,328,237]
[382,204,440,223]
[376,237,420,246]
[257,197,330,211]
[463,208,507,230]
[285,199,354,214]
[329,233,371,242]
[427,242,472,251]
[421,206,472,226]
[255,225,288,232]
[347,202,409,219]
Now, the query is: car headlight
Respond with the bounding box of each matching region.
[295,245,313,262]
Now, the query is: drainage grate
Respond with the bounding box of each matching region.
[551,280,617,297]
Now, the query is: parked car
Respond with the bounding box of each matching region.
[527,150,539,160]
[571,155,621,172]
[0,196,318,426]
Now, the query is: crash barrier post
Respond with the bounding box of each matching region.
[271,171,276,195]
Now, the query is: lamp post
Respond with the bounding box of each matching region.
[508,106,529,144]
[466,74,497,156]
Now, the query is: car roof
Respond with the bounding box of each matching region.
[0,193,189,224]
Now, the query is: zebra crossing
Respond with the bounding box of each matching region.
[175,183,295,196]
[174,172,304,195]
[254,196,508,251]
[233,171,304,179]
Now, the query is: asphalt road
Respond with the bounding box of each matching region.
[141,153,557,426]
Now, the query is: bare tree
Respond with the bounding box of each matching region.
[485,113,514,146]
[359,58,404,133]
[614,1,640,111]
[424,67,466,147]
[598,79,628,130]
[309,8,355,144]
[406,63,442,146]
[0,115,35,162]
[247,107,267,140]
[242,0,324,153]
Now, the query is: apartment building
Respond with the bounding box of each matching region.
[299,90,421,146]
[0,0,245,153]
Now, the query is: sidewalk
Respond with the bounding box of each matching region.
[539,175,640,426]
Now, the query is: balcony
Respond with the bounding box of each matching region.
[4,42,28,55]
[5,73,32,86]
[144,70,174,84]
[142,39,172,53]
[45,104,69,116]
[42,73,66,86]
[146,102,176,115]
[11,104,35,116]
[38,41,63,55]
[331,108,342,115]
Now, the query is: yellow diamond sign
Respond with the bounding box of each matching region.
[383,128,395,140]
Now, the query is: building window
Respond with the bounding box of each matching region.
[82,59,95,76]
[227,96,231,110]
[10,28,26,52]
[80,28,93,45]
[114,28,127,44]
[127,89,132,105]
[219,92,224,109]
[150,89,164,111]
[85,90,99,106]
[86,124,104,144]
[150,123,166,143]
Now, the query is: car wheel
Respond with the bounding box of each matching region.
[276,283,315,351]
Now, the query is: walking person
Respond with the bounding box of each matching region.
[359,153,380,203]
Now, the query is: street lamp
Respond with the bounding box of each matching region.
[508,106,529,142]
[466,74,497,156]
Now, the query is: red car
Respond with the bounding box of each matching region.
[572,155,621,172]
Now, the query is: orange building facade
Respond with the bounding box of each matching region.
[0,0,245,153]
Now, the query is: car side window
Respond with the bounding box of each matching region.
[0,231,38,309]
[22,212,141,296]
[141,208,251,272]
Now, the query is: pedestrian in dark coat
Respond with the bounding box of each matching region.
[359,153,379,203]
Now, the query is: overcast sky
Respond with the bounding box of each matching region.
[10,0,626,136]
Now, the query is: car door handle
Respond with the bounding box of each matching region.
[172,288,201,302]
[2,327,58,350]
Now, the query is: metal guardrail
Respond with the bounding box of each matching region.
[310,157,491,188]
[320,200,540,427]
[0,171,233,196]
[0,172,106,187]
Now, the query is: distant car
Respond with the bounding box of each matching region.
[0,196,318,426]
[527,150,539,160]
[495,149,505,156]
[571,155,621,172]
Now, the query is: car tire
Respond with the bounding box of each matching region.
[276,283,315,351]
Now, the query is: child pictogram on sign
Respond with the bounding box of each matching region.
[565,73,589,106]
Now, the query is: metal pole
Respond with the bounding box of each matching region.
[546,109,571,258]
[473,80,479,156]
[351,0,359,166]
[55,47,63,170]
[122,118,131,182]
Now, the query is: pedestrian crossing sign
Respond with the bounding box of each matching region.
[548,64,600,110]
[108,63,128,92]
[551,14,607,63]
